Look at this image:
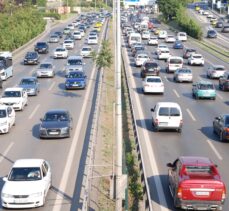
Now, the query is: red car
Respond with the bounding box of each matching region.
[167,156,226,210]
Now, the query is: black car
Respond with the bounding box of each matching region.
[34,42,49,54]
[141,61,160,78]
[24,52,39,65]
[39,109,72,139]
[207,29,217,38]
[213,114,229,141]
[53,31,63,39]
[183,48,196,59]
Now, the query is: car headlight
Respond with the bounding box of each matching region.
[61,127,69,133]
[0,121,7,126]
[39,126,46,131]
[30,192,42,197]
[1,193,13,198]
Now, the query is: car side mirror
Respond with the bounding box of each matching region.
[166,163,174,168]
[150,108,154,112]
[40,118,43,121]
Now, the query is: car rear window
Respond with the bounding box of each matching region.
[199,84,214,90]
[185,166,212,174]
[170,107,180,116]
[145,63,158,68]
[147,78,161,83]
[169,59,182,64]
[158,107,180,116]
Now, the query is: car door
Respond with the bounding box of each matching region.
[168,107,181,128]
[7,106,15,127]
[42,162,51,196]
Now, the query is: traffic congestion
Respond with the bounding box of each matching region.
[0,11,109,210]
[122,6,229,211]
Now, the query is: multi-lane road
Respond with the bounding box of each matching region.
[122,15,229,211]
[0,15,106,211]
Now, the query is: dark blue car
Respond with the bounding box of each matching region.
[65,71,86,90]
[173,40,184,49]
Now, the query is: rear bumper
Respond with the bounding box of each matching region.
[177,199,224,210]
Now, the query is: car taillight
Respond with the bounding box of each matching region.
[155,118,159,125]
[177,187,182,198]
[224,128,229,133]
[222,189,226,200]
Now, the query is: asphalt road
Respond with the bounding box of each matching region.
[188,8,229,50]
[122,18,229,211]
[0,15,106,211]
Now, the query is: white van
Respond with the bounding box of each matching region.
[177,32,187,41]
[158,30,167,39]
[128,33,142,47]
[166,56,183,73]
[151,102,183,132]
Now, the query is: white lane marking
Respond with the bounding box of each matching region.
[123,42,169,211]
[186,108,196,121]
[216,93,223,100]
[164,76,168,82]
[0,142,14,164]
[52,23,107,211]
[28,104,40,120]
[206,139,223,161]
[48,81,56,91]
[173,89,180,98]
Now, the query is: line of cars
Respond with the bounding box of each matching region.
[0,11,107,209]
[122,9,228,210]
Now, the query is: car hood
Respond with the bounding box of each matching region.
[0,97,21,103]
[66,78,85,83]
[41,121,69,129]
[19,84,36,89]
[37,68,53,72]
[2,180,44,195]
[0,117,7,123]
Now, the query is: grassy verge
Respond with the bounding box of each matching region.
[60,13,76,20]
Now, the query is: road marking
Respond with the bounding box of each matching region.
[28,104,40,120]
[216,93,223,100]
[173,89,180,98]
[123,41,169,211]
[206,139,223,160]
[164,76,168,82]
[186,108,196,121]
[48,81,56,91]
[0,142,14,164]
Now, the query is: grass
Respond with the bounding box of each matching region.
[60,13,76,20]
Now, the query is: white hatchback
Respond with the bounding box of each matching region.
[135,53,150,67]
[141,30,151,39]
[0,105,15,134]
[148,36,158,45]
[177,32,187,41]
[188,53,204,66]
[87,36,98,45]
[63,39,74,50]
[1,159,52,209]
[165,35,176,43]
[53,47,68,59]
[143,76,164,94]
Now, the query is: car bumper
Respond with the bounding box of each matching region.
[39,129,70,138]
[54,54,66,58]
[2,195,44,208]
[65,84,86,89]
[177,199,224,210]
[24,60,38,65]
[177,76,193,82]
[37,72,53,78]
[143,87,164,93]
[0,125,9,133]
[25,89,37,96]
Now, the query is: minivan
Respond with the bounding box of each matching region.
[151,102,183,132]
[166,56,183,73]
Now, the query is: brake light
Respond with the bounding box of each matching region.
[222,189,226,200]
[224,128,229,133]
[155,118,159,125]
[177,187,182,198]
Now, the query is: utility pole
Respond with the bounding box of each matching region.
[115,0,123,210]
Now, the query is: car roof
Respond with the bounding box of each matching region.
[156,102,180,107]
[5,87,23,91]
[45,109,69,114]
[180,156,212,165]
[68,55,82,60]
[13,159,45,168]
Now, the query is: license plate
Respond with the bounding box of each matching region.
[159,122,168,126]
[195,191,209,196]
[49,132,59,135]
[73,84,79,87]
[14,199,28,203]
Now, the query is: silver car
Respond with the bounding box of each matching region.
[49,34,59,43]
[18,77,40,96]
[173,68,193,83]
[207,65,226,79]
[37,62,55,78]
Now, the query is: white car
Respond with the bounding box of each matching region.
[0,105,15,134]
[158,30,167,39]
[177,32,187,41]
[188,53,204,66]
[143,76,164,94]
[207,65,226,79]
[148,36,158,45]
[79,29,85,37]
[135,53,150,67]
[207,13,213,18]
[73,31,82,40]
[1,159,52,209]
[67,23,74,30]
[156,44,168,55]
[157,48,170,60]
[0,87,28,111]
[203,10,209,16]
[53,47,68,59]
[141,31,151,39]
[36,62,55,78]
[63,39,74,50]
[165,35,176,43]
[87,36,98,45]
[80,46,93,58]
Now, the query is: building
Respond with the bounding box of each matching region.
[123,0,156,8]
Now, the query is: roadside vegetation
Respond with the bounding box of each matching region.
[0,5,45,51]
[157,0,203,39]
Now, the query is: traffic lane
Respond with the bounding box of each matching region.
[125,36,229,209]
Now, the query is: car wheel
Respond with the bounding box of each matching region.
[212,97,216,100]
[177,128,182,133]
[219,131,224,142]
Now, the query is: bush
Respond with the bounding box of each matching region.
[43,12,61,20]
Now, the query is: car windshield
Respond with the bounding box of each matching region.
[215,67,225,70]
[82,48,91,51]
[68,59,82,65]
[26,52,36,58]
[8,167,41,181]
[3,91,21,98]
[20,79,36,85]
[199,84,214,90]
[0,110,7,118]
[170,59,182,64]
[179,69,191,74]
[43,112,69,121]
[67,72,84,78]
[65,41,73,43]
[39,63,52,69]
[56,48,65,52]
[145,63,157,68]
[36,43,46,47]
[185,165,212,174]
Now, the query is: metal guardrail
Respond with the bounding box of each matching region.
[121,46,153,211]
[81,18,110,211]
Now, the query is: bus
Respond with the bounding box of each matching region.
[0,51,13,80]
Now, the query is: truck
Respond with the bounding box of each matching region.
[0,52,13,81]
[167,156,226,210]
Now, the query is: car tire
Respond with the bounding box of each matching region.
[177,128,182,133]
[212,97,216,100]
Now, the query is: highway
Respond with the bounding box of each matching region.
[0,15,107,211]
[122,17,229,210]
